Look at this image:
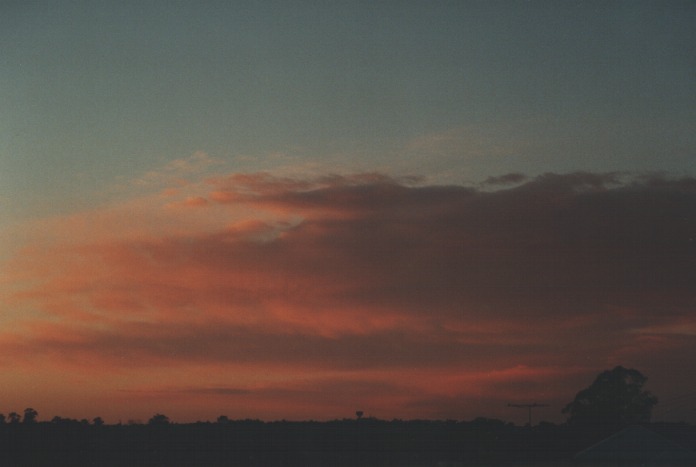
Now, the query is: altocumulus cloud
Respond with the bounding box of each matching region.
[2,170,695,421]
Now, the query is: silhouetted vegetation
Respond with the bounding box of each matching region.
[0,368,692,465]
[148,413,171,426]
[563,366,659,437]
[22,407,38,424]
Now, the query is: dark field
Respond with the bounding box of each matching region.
[1,418,695,466]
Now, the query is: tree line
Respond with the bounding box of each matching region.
[2,366,661,431]
[0,366,683,466]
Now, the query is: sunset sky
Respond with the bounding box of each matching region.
[1,1,695,425]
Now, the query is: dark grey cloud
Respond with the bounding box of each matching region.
[198,171,696,324]
[482,172,528,186]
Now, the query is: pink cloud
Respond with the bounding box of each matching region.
[1,171,695,422]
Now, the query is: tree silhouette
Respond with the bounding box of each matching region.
[23,408,38,424]
[8,412,20,424]
[92,416,104,426]
[148,413,170,425]
[563,366,658,434]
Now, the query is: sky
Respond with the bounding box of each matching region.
[1,1,695,424]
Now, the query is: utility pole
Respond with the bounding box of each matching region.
[507,403,549,427]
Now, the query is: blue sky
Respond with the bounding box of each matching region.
[2,1,694,220]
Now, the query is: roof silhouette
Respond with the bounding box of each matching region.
[575,425,696,463]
